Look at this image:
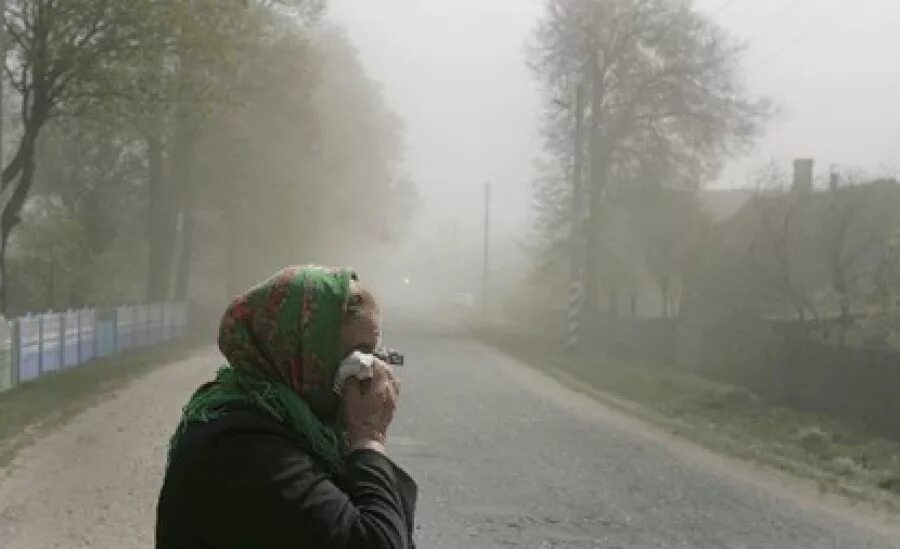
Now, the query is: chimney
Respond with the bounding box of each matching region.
[792,158,813,193]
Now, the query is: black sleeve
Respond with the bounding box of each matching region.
[280,449,418,549]
[207,435,418,549]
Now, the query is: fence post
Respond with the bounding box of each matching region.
[157,302,163,344]
[37,314,44,376]
[130,305,135,349]
[134,303,147,348]
[59,312,66,369]
[86,309,94,361]
[149,303,154,345]
[113,307,121,354]
[133,306,136,347]
[126,305,132,350]
[144,304,151,346]
[566,282,582,354]
[76,309,82,365]
[92,309,100,358]
[162,302,168,342]
[134,305,140,348]
[113,307,120,354]
[115,306,121,352]
[10,319,19,388]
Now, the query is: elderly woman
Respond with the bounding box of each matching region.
[156,266,416,549]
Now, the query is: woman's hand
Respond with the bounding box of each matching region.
[342,359,400,454]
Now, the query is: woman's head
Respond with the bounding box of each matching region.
[217,265,380,419]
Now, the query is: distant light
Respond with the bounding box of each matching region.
[403,278,411,286]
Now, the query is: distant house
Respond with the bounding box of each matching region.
[610,187,774,318]
[698,188,758,222]
[697,177,900,347]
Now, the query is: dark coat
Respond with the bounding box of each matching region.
[155,403,417,549]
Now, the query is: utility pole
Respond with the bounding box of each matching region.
[0,0,7,315]
[481,182,491,319]
[582,13,607,340]
[829,164,839,192]
[0,0,4,177]
[0,0,6,198]
[567,80,586,353]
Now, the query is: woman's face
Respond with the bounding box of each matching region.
[340,300,382,357]
[311,301,380,421]
[310,292,380,422]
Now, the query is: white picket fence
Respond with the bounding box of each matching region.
[0,302,189,393]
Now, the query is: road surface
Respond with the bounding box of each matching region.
[1,330,899,548]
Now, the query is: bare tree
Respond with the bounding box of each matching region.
[818,180,900,344]
[875,224,900,311]
[632,185,707,318]
[746,192,820,323]
[530,0,768,326]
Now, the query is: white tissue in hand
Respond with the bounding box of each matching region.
[333,351,376,396]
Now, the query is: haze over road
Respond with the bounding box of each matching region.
[1,330,899,548]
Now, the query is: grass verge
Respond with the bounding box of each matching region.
[479,325,900,513]
[0,342,199,467]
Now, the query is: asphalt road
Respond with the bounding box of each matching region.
[388,330,900,549]
[1,329,899,548]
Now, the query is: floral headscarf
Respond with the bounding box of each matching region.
[167,265,356,473]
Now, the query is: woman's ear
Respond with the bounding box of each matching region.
[345,280,379,320]
[345,279,364,317]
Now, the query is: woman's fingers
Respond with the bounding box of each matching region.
[369,359,400,398]
[342,358,400,449]
[372,359,395,382]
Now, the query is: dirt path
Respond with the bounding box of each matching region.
[0,349,218,549]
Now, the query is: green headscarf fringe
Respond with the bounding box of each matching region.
[167,365,346,474]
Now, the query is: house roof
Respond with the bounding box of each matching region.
[698,188,758,221]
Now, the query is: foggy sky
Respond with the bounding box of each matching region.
[327,0,900,239]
